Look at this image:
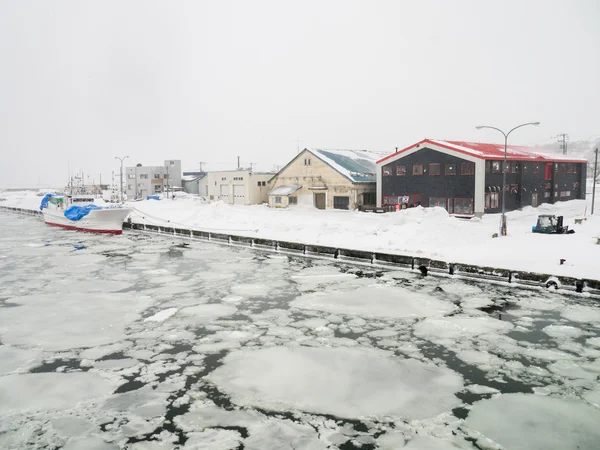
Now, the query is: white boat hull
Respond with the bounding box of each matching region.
[42,206,131,235]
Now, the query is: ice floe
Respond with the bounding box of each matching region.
[207,346,463,419]
[466,393,600,450]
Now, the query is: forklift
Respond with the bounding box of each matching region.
[532,215,575,234]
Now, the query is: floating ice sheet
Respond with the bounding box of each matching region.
[206,346,463,419]
[466,393,600,450]
[0,373,117,416]
[291,285,457,319]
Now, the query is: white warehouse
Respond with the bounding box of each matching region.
[206,170,274,205]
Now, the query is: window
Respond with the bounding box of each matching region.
[453,198,473,215]
[289,196,298,205]
[154,174,161,179]
[154,185,162,192]
[164,174,169,179]
[257,181,261,187]
[560,191,571,198]
[485,192,499,209]
[396,165,407,176]
[429,164,440,176]
[510,161,519,173]
[333,196,350,210]
[460,162,475,175]
[573,182,580,190]
[491,161,502,173]
[127,184,132,190]
[363,192,376,205]
[566,164,574,174]
[544,191,551,198]
[445,164,456,176]
[412,164,424,176]
[139,174,148,179]
[533,164,540,174]
[429,197,446,208]
[383,167,392,176]
[275,196,282,203]
[485,161,491,173]
[257,181,266,187]
[304,158,311,166]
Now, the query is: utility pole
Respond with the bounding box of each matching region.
[556,133,569,155]
[237,156,241,169]
[114,156,129,203]
[592,148,598,215]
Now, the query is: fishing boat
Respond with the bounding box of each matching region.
[39,194,131,235]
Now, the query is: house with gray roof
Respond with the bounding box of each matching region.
[267,148,383,210]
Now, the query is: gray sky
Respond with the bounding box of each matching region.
[1,0,598,188]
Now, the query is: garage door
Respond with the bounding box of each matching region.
[233,185,245,204]
[220,184,229,201]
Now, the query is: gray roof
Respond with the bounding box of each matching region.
[307,149,384,183]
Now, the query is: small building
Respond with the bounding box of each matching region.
[268,148,381,209]
[125,160,182,200]
[206,170,274,205]
[376,139,587,217]
[182,172,208,196]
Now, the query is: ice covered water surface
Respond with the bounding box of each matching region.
[466,393,600,450]
[291,284,457,318]
[206,346,463,419]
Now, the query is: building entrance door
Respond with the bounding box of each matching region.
[531,192,538,208]
[314,193,326,209]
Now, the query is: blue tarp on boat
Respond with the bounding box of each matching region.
[63,204,102,221]
[39,193,54,210]
[146,195,160,200]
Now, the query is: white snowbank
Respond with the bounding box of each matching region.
[206,346,463,419]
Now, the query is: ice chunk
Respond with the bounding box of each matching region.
[561,305,600,323]
[0,292,151,350]
[414,316,513,341]
[0,345,42,374]
[245,418,329,450]
[542,324,584,339]
[466,393,600,449]
[183,429,242,450]
[0,373,117,415]
[144,308,178,322]
[51,416,96,438]
[291,285,457,319]
[206,346,463,419]
[62,437,118,450]
[180,304,237,322]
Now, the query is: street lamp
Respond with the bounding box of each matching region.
[475,122,540,236]
[114,156,129,203]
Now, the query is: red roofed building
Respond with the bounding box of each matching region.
[376,139,587,217]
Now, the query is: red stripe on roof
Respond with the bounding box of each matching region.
[377,139,587,164]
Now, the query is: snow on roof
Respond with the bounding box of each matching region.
[268,185,302,196]
[377,139,588,164]
[307,148,385,183]
[182,174,207,182]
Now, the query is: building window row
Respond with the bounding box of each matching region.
[384,162,474,177]
[560,191,571,197]
[257,181,266,186]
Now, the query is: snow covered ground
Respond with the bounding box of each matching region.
[1,212,600,449]
[3,184,598,280]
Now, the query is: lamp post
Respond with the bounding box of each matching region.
[114,156,129,203]
[475,122,540,236]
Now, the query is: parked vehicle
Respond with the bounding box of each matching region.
[532,215,574,234]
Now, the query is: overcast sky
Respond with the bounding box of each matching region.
[1,0,598,188]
